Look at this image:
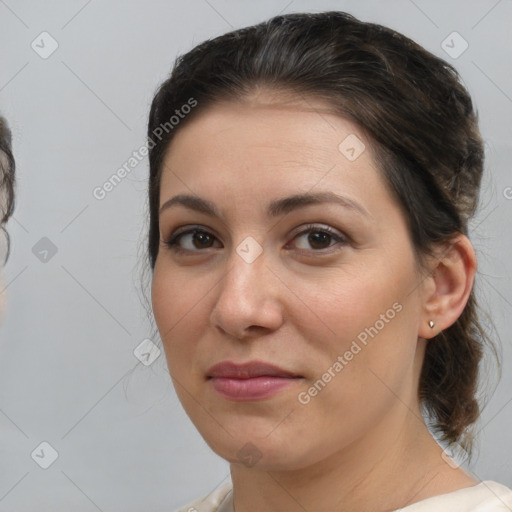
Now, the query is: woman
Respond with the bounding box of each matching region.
[0,114,16,313]
[146,11,512,511]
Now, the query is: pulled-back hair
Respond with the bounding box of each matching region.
[0,115,16,263]
[146,11,495,452]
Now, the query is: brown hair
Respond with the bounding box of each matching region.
[146,11,496,453]
[0,115,16,263]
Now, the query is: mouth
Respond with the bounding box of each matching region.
[206,360,303,401]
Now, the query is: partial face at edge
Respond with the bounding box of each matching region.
[151,92,428,470]
[0,150,10,317]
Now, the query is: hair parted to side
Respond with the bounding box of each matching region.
[146,11,496,453]
[0,115,16,264]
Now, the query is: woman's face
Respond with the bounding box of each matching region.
[152,92,429,470]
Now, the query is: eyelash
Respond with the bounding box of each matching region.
[163,224,348,256]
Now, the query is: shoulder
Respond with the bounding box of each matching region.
[396,480,512,511]
[174,482,233,512]
[173,480,512,511]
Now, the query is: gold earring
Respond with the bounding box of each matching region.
[429,320,435,328]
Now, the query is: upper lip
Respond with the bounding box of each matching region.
[207,361,300,379]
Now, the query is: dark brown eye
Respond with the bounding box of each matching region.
[165,228,220,252]
[307,231,332,249]
[191,231,215,249]
[290,225,346,252]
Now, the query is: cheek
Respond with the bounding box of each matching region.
[151,266,188,357]
[291,256,420,414]
[293,251,417,353]
[151,264,210,376]
[152,262,202,332]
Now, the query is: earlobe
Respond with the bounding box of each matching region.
[419,235,477,340]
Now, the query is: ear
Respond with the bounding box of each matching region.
[418,234,477,339]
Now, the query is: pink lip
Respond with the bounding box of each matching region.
[207,361,302,401]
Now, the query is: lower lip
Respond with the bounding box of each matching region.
[209,376,300,401]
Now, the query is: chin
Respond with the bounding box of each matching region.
[194,420,320,472]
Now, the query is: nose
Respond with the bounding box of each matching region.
[209,245,284,340]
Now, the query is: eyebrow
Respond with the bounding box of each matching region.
[159,191,370,218]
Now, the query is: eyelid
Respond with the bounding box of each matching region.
[163,225,222,252]
[289,223,345,240]
[286,223,348,253]
[163,222,349,255]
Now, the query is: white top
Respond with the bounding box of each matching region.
[175,480,512,512]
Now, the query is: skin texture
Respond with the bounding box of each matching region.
[151,91,478,512]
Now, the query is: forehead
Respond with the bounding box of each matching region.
[165,93,373,168]
[167,91,361,158]
[157,91,396,222]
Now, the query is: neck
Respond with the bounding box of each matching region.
[229,405,476,512]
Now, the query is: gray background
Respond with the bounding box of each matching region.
[1,0,511,510]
